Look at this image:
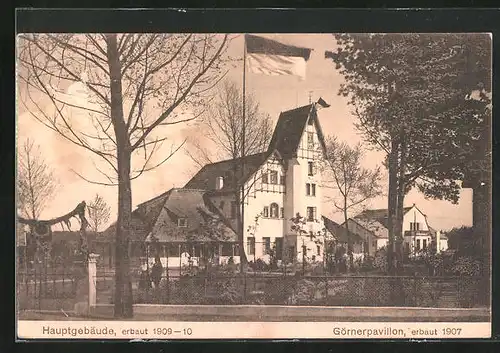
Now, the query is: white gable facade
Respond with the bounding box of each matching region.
[241,108,327,264]
[349,204,448,257]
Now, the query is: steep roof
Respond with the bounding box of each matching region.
[102,188,237,243]
[354,206,414,229]
[322,216,363,243]
[150,189,237,243]
[183,152,270,191]
[345,217,388,239]
[101,211,151,242]
[268,104,326,159]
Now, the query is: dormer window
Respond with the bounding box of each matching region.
[178,218,187,227]
[307,132,314,148]
[215,176,224,190]
[270,171,278,184]
[262,172,268,184]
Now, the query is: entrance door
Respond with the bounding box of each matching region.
[275,238,283,260]
[288,246,295,263]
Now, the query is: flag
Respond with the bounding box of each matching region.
[245,34,312,80]
[316,97,331,108]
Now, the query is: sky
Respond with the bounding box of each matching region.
[16,34,473,232]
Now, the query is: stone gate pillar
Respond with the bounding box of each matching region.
[88,253,99,309]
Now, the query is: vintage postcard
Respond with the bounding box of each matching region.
[16,31,492,340]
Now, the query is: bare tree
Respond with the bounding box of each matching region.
[87,193,111,233]
[17,139,58,220]
[323,137,383,269]
[184,80,273,269]
[17,33,228,318]
[185,80,273,168]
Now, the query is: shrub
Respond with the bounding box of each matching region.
[250,259,271,272]
[451,256,481,276]
[288,279,316,305]
[373,247,388,273]
[209,277,241,304]
[358,255,376,272]
[262,278,296,304]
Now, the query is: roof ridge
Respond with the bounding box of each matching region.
[175,188,207,193]
[196,151,269,168]
[280,103,313,115]
[135,189,173,208]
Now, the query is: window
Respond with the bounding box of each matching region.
[306,207,316,222]
[309,231,314,241]
[167,245,180,257]
[193,244,202,257]
[270,171,278,184]
[423,239,427,250]
[416,239,421,251]
[308,161,314,176]
[263,237,271,254]
[178,218,187,227]
[270,203,279,218]
[263,206,269,218]
[410,222,420,231]
[247,238,255,255]
[308,117,314,125]
[221,243,233,256]
[307,132,314,148]
[307,183,316,196]
[262,172,268,184]
[317,245,321,256]
[280,207,284,219]
[219,201,225,210]
[279,175,285,185]
[215,176,224,190]
[230,201,237,219]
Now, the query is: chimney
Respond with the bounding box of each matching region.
[215,176,224,190]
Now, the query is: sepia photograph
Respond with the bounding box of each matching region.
[15,30,492,339]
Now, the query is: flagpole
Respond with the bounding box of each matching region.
[240,35,247,275]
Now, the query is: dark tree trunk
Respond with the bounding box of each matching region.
[387,138,399,275]
[395,136,407,274]
[391,154,406,305]
[344,202,353,270]
[106,34,134,318]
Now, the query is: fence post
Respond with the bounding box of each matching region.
[325,275,328,304]
[88,253,99,310]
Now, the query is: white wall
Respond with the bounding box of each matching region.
[439,239,448,252]
[243,154,286,259]
[376,238,388,249]
[346,219,378,256]
[212,110,330,264]
[403,206,429,232]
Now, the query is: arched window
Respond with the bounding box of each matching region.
[270,203,279,218]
